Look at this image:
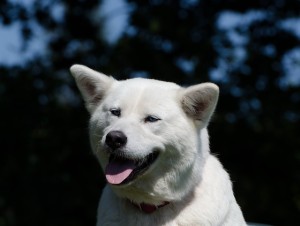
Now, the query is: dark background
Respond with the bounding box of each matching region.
[1,0,300,225]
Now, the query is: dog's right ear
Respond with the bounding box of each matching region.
[70,64,115,113]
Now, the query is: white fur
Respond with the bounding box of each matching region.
[70,64,246,226]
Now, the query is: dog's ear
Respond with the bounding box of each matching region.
[181,83,219,126]
[70,64,115,113]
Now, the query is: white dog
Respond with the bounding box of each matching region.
[70,65,246,226]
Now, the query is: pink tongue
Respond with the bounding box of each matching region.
[105,158,136,185]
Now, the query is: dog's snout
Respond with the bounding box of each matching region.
[105,130,127,150]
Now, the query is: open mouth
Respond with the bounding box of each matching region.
[105,151,159,185]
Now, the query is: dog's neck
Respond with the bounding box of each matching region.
[130,200,170,214]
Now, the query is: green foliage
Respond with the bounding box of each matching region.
[0,0,299,225]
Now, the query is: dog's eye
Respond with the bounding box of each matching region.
[110,108,121,117]
[144,115,161,123]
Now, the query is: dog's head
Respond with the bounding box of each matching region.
[70,65,219,204]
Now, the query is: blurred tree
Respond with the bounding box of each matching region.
[0,0,299,225]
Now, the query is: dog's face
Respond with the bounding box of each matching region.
[71,65,219,203]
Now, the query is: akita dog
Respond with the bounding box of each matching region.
[70,65,246,226]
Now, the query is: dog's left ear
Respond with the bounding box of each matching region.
[181,83,219,126]
[70,64,115,113]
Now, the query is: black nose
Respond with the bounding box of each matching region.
[105,131,127,150]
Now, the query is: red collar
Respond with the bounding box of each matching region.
[131,200,170,214]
